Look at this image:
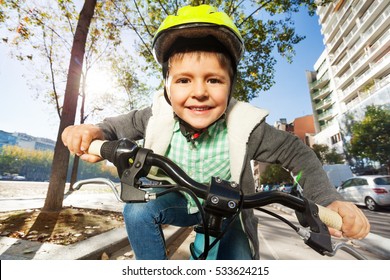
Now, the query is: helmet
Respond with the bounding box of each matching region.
[152,4,244,68]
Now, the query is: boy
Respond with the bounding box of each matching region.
[62,5,369,259]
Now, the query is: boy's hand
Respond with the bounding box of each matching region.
[61,124,104,163]
[326,200,370,239]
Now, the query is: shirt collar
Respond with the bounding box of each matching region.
[173,118,226,140]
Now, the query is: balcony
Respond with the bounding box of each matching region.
[344,74,390,112]
[318,109,334,121]
[309,73,330,90]
[319,119,336,132]
[312,84,331,101]
[339,52,390,103]
[315,96,334,110]
[330,0,388,63]
[334,20,390,89]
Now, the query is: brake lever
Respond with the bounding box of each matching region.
[295,198,333,254]
[119,147,153,202]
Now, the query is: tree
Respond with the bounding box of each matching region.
[2,0,151,210]
[113,0,334,101]
[349,105,390,174]
[311,144,343,165]
[260,164,293,185]
[42,0,97,211]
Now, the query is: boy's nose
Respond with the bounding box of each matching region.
[192,81,208,98]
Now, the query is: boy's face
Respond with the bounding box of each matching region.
[166,52,231,130]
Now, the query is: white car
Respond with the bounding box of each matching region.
[337,175,390,211]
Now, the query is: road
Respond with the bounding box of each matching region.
[360,206,390,239]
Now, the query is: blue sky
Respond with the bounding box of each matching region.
[0,8,324,141]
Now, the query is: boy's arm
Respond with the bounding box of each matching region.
[249,121,370,239]
[249,121,341,206]
[62,107,152,163]
[97,106,152,141]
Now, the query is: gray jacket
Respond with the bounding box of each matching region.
[98,92,342,259]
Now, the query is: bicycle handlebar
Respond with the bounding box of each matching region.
[88,138,343,256]
[88,139,342,230]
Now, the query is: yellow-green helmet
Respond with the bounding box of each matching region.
[152,4,244,67]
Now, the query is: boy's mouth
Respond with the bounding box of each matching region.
[188,106,212,111]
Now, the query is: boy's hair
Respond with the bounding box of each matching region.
[167,50,234,82]
[163,36,235,81]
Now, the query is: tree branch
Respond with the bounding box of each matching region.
[9,0,73,52]
[133,0,153,37]
[112,1,153,56]
[42,28,61,119]
[237,0,273,28]
[156,0,170,16]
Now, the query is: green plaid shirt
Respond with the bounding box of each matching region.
[165,119,231,213]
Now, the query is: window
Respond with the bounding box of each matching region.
[355,179,368,186]
[330,133,342,144]
[374,176,390,185]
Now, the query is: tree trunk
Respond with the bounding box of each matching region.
[69,63,88,190]
[69,156,80,190]
[42,0,97,212]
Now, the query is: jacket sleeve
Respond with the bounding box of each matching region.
[248,121,343,206]
[97,106,152,141]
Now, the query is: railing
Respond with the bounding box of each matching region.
[330,0,388,63]
[340,53,390,102]
[315,96,333,110]
[312,84,331,100]
[318,109,334,121]
[309,73,330,90]
[334,18,390,88]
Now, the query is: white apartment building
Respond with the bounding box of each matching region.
[307,0,390,154]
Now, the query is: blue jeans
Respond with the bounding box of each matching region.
[122,190,252,260]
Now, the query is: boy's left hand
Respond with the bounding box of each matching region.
[326,200,370,239]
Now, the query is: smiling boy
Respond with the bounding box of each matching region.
[62,4,370,260]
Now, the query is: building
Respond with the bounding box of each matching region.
[0,130,55,151]
[274,115,316,146]
[0,130,17,149]
[307,0,390,153]
[252,115,316,187]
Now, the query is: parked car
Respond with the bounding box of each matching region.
[278,183,294,193]
[337,175,390,211]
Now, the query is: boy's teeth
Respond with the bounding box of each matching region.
[191,107,209,111]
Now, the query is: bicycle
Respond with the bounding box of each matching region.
[84,138,366,260]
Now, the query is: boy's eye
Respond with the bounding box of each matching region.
[177,78,190,84]
[208,78,222,84]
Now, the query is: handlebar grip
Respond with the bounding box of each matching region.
[317,204,342,231]
[87,140,107,158]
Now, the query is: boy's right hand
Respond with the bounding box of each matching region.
[62,124,104,163]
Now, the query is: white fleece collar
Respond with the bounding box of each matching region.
[144,91,268,181]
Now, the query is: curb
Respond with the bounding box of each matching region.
[0,225,188,260]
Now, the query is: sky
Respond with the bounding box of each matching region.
[0,8,325,142]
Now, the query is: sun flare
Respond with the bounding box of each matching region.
[85,68,116,96]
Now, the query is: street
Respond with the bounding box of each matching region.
[360,206,390,239]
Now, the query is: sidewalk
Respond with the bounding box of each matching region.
[0,182,187,260]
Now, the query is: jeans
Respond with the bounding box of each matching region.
[122,190,252,260]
